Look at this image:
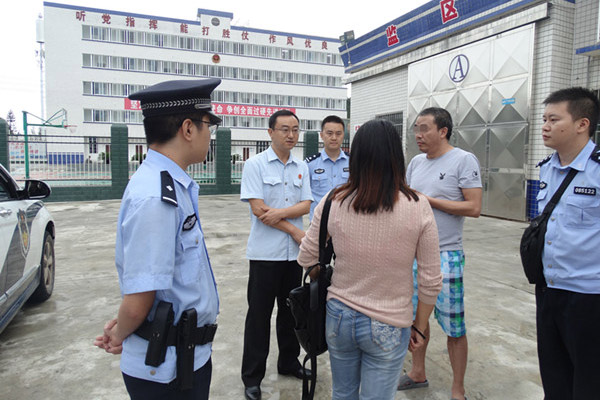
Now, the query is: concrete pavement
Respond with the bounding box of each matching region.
[0,195,542,399]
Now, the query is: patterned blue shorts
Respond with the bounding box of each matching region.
[412,250,466,338]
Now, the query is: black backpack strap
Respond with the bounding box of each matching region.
[302,353,317,400]
[318,190,335,266]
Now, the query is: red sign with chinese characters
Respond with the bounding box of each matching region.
[440,0,459,24]
[124,98,141,111]
[386,25,399,47]
[212,103,295,117]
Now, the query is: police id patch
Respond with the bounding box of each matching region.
[574,187,596,196]
[540,181,547,190]
[183,214,197,231]
[314,168,325,174]
[343,167,349,172]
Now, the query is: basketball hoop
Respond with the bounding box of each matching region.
[64,124,77,134]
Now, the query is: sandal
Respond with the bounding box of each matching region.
[397,374,429,390]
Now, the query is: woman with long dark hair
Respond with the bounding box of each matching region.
[297,119,442,400]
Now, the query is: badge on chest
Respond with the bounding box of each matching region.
[183,214,197,231]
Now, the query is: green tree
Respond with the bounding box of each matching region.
[6,110,19,134]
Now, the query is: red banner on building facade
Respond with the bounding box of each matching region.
[212,103,295,117]
[124,98,142,110]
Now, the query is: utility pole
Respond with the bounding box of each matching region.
[36,14,46,123]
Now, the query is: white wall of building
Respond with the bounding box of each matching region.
[43,3,347,149]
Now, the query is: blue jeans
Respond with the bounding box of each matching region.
[326,298,410,400]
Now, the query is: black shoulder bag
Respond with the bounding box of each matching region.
[287,191,335,400]
[520,167,577,285]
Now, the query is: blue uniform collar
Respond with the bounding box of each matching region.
[550,140,596,172]
[266,146,298,165]
[145,149,195,189]
[320,149,348,162]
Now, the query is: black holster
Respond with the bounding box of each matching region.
[175,308,197,391]
[135,304,217,392]
[144,301,174,367]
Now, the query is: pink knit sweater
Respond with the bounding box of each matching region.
[297,192,442,328]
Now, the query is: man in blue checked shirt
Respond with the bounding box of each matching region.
[240,110,313,400]
[94,79,221,400]
[305,115,349,221]
[535,87,600,399]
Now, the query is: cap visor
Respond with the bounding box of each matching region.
[207,111,222,125]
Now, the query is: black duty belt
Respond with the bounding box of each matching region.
[135,319,217,347]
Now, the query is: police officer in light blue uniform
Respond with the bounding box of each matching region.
[240,110,313,400]
[305,115,349,220]
[94,79,222,400]
[535,87,600,399]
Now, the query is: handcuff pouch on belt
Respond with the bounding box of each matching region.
[145,301,174,367]
[135,301,218,391]
[175,308,196,390]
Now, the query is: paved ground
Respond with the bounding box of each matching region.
[0,195,542,399]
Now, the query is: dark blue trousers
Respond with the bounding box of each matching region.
[123,357,211,400]
[536,286,600,400]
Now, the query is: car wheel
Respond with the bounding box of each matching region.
[29,231,55,303]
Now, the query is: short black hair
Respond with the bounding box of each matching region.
[321,115,345,131]
[143,111,210,145]
[543,87,600,137]
[268,110,299,129]
[418,107,453,140]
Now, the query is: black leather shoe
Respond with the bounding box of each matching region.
[278,366,312,380]
[244,385,261,400]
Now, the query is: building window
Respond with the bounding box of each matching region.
[597,6,600,41]
[88,137,98,153]
[376,112,404,138]
[256,141,269,153]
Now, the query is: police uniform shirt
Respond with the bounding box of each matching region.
[305,150,349,220]
[240,146,313,261]
[538,139,600,294]
[115,149,219,383]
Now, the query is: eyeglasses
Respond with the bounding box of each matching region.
[273,127,300,135]
[191,119,219,134]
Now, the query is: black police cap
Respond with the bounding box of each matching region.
[129,78,222,124]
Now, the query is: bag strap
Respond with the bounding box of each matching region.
[539,144,599,216]
[301,353,317,400]
[318,190,335,266]
[540,167,577,216]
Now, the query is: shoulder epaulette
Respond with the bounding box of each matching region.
[160,170,178,206]
[591,144,600,164]
[536,153,554,168]
[304,153,320,163]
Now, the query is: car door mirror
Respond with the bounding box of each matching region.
[22,180,51,199]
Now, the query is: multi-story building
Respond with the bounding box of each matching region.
[42,2,346,160]
[342,0,600,221]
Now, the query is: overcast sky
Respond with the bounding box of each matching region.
[0,0,430,130]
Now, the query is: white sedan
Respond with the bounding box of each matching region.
[0,164,55,334]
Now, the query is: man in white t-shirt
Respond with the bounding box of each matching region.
[398,107,482,400]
